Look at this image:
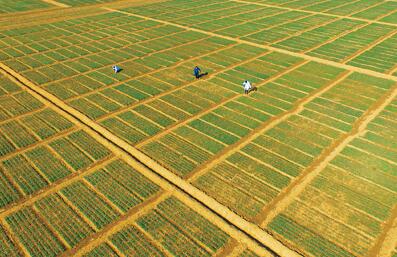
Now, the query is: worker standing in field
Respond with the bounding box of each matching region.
[243,80,252,94]
[194,66,201,79]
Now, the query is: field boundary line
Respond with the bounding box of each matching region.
[0,62,301,257]
[41,0,70,8]
[187,70,352,182]
[343,30,397,63]
[104,7,397,83]
[259,82,397,227]
[367,205,397,257]
[136,59,309,148]
[231,0,397,27]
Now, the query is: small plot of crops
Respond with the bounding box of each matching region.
[267,95,397,257]
[84,159,161,211]
[273,19,366,53]
[0,0,52,14]
[347,34,397,73]
[242,13,334,45]
[56,0,116,6]
[308,23,395,63]
[135,196,230,256]
[352,1,397,20]
[380,11,397,24]
[83,243,119,257]
[324,0,384,16]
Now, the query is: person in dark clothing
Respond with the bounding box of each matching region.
[194,66,201,79]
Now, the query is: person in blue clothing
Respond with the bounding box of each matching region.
[193,66,208,79]
[194,66,201,79]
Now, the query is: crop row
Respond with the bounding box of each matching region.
[243,13,334,45]
[110,225,165,256]
[0,225,21,257]
[347,34,397,73]
[194,171,264,220]
[6,207,66,257]
[135,196,230,256]
[124,0,235,19]
[0,12,143,48]
[0,0,51,14]
[35,194,95,247]
[351,1,397,20]
[308,23,395,63]
[83,243,118,257]
[0,90,43,121]
[273,18,366,53]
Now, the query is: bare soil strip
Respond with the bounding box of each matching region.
[232,0,397,27]
[0,62,300,257]
[188,70,351,182]
[259,82,397,227]
[105,8,397,82]
[41,0,70,8]
[367,205,397,257]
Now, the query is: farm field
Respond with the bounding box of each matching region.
[0,0,396,257]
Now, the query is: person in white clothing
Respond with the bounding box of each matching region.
[243,80,252,94]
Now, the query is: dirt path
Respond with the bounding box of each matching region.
[41,0,70,8]
[105,8,397,83]
[259,82,397,227]
[0,63,300,257]
[232,0,397,27]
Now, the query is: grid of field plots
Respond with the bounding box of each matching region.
[0,0,396,256]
